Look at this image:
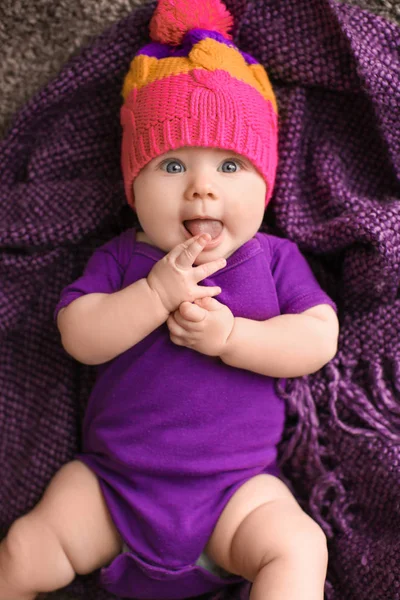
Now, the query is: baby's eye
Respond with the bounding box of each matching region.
[219,160,242,173]
[161,159,185,173]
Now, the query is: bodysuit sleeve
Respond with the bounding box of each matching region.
[267,235,337,315]
[54,229,136,320]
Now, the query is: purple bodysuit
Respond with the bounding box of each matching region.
[55,229,336,599]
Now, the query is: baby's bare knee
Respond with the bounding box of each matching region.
[3,514,75,593]
[230,498,328,581]
[267,503,328,568]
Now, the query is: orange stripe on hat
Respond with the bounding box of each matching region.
[122,38,277,112]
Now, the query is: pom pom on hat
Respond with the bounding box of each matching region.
[150,0,234,46]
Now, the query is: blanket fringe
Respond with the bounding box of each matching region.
[278,353,400,537]
[327,355,400,441]
[276,377,351,537]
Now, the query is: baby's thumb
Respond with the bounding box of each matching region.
[180,301,207,321]
[196,297,221,311]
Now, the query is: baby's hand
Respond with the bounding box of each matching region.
[147,234,226,314]
[167,297,235,357]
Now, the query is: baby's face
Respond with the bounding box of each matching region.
[133,147,267,264]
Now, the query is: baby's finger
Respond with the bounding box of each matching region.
[165,235,201,264]
[194,297,212,310]
[195,297,222,311]
[193,257,227,282]
[172,305,204,331]
[174,234,211,268]
[194,285,222,300]
[166,314,186,338]
[179,301,207,323]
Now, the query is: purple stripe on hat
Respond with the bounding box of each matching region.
[138,29,258,65]
[138,42,172,59]
[183,28,236,49]
[138,30,234,58]
[240,50,258,65]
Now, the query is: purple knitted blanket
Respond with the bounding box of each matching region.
[1,1,399,599]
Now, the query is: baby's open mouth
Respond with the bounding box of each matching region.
[183,219,223,240]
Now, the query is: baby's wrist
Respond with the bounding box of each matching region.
[143,277,171,320]
[219,317,237,364]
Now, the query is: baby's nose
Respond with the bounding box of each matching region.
[185,178,218,201]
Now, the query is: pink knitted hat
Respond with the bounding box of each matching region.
[120,0,278,208]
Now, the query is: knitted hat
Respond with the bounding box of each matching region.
[120,0,278,208]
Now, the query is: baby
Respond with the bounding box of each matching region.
[0,1,339,599]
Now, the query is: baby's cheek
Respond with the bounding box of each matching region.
[233,198,256,222]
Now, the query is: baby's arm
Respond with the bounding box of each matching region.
[57,279,169,365]
[58,233,225,365]
[220,304,339,377]
[167,300,338,377]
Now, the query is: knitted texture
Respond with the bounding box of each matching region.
[149,0,234,44]
[0,0,151,140]
[121,0,278,207]
[0,1,399,600]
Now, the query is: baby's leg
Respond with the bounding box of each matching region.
[0,460,122,600]
[205,474,328,600]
